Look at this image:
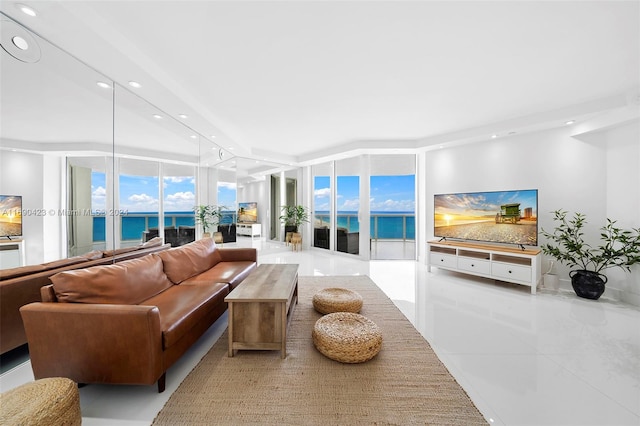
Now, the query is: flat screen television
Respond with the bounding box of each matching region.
[238,202,258,223]
[434,189,538,247]
[0,195,23,238]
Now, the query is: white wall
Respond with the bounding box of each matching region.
[603,121,640,305]
[1,151,44,264]
[424,120,640,304]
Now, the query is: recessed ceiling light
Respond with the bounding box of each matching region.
[210,135,216,139]
[152,114,162,119]
[491,134,498,139]
[190,135,197,139]
[11,36,29,50]
[565,120,575,125]
[96,81,110,89]
[128,81,142,88]
[16,4,36,17]
[228,147,234,150]
[178,114,188,119]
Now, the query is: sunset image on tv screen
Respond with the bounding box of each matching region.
[434,189,538,246]
[0,196,22,237]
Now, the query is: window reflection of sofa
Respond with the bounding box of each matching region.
[143,226,194,247]
[177,226,196,246]
[314,227,330,249]
[337,228,359,254]
[218,224,237,243]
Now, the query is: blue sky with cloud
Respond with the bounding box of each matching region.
[314,175,415,213]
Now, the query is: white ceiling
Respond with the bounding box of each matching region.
[1,1,639,169]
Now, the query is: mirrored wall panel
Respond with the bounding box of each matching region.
[1,14,113,267]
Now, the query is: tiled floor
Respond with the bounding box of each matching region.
[1,238,639,425]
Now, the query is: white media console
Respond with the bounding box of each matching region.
[0,239,26,269]
[236,223,261,238]
[427,240,542,294]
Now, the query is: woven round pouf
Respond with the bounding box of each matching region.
[312,287,363,314]
[0,377,82,426]
[312,312,382,363]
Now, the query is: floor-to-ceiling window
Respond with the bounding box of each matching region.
[369,155,416,260]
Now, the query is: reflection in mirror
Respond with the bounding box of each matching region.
[313,163,332,251]
[113,85,199,249]
[269,173,297,241]
[198,138,235,240]
[66,156,110,257]
[0,14,113,267]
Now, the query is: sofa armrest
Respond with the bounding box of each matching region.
[20,303,164,386]
[218,247,257,263]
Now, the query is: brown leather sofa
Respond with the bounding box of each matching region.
[0,238,169,355]
[20,238,257,392]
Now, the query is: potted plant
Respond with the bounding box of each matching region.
[194,205,225,238]
[540,209,640,300]
[279,205,310,234]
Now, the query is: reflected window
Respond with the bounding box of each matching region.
[119,171,159,244]
[91,171,107,243]
[217,180,237,224]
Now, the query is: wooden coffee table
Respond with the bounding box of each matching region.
[225,264,298,358]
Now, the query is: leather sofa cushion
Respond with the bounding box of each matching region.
[0,264,46,281]
[181,261,257,290]
[140,282,229,348]
[82,250,105,260]
[157,238,222,284]
[0,255,95,281]
[41,256,89,270]
[102,246,140,258]
[51,255,173,304]
[141,236,163,248]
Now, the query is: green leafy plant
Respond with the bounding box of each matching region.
[279,205,310,232]
[194,205,226,234]
[540,209,640,274]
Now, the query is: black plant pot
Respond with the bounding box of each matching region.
[569,270,607,300]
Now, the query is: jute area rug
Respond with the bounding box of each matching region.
[153,275,487,425]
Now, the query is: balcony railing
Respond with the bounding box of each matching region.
[314,212,415,241]
[93,211,237,242]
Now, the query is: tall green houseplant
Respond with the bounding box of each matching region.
[540,209,640,300]
[279,205,310,233]
[195,205,225,236]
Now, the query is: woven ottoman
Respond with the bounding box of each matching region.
[312,312,382,363]
[0,377,82,426]
[312,287,363,314]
